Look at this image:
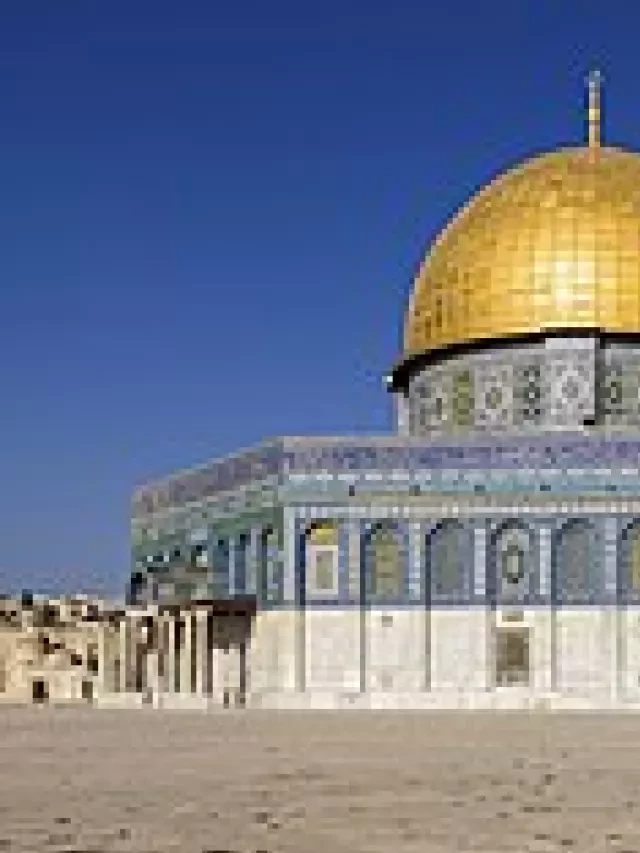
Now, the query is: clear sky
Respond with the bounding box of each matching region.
[0,0,637,598]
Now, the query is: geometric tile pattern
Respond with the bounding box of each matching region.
[546,356,594,427]
[552,519,600,605]
[403,336,640,436]
[487,521,536,606]
[129,337,640,617]
[133,429,640,522]
[475,364,514,428]
[131,512,640,609]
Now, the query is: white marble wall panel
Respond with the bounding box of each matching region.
[530,609,554,694]
[555,610,616,699]
[620,609,640,701]
[250,610,298,699]
[430,610,485,693]
[305,609,361,693]
[364,609,427,694]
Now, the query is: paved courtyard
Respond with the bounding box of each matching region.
[1,707,640,852]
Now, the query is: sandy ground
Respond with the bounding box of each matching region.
[1,709,640,852]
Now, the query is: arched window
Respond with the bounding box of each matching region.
[621,522,640,595]
[554,519,595,604]
[502,542,525,584]
[306,522,339,595]
[367,525,403,600]
[427,521,468,600]
[491,523,533,603]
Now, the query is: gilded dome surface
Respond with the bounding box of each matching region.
[404,145,640,357]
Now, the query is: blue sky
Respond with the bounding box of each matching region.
[0,1,637,598]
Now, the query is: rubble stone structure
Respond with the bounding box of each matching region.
[0,595,255,708]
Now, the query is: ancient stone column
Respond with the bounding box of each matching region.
[225,642,240,707]
[167,610,176,695]
[118,616,129,694]
[195,609,208,697]
[96,623,109,698]
[158,613,168,694]
[146,611,160,703]
[210,638,225,706]
[180,610,193,695]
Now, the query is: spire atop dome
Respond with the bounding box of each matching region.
[587,68,602,148]
[401,143,640,362]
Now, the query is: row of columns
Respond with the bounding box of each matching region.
[110,608,247,705]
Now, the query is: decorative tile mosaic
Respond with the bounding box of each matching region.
[401,338,640,435]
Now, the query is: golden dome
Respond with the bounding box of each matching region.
[404,138,640,358]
